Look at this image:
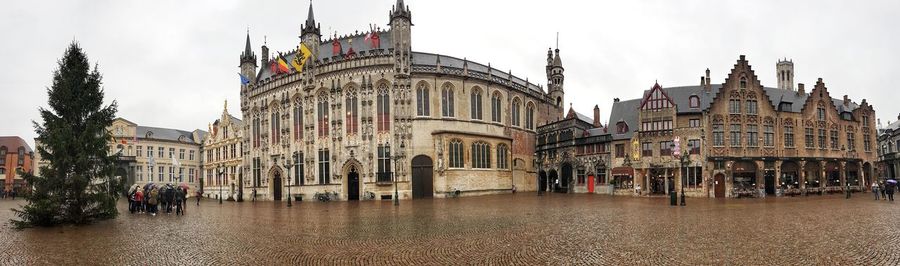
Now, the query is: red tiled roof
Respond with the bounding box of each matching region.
[0,136,32,153]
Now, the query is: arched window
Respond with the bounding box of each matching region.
[252,117,260,148]
[470,88,483,120]
[377,84,390,132]
[497,144,509,169]
[442,84,454,117]
[416,83,430,116]
[689,96,700,108]
[293,103,303,141]
[346,89,358,135]
[817,105,826,121]
[511,98,521,127]
[491,92,502,123]
[525,103,535,130]
[317,92,329,137]
[270,111,280,144]
[449,139,464,168]
[472,141,491,169]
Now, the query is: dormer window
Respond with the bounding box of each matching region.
[779,102,792,112]
[841,112,852,120]
[689,96,700,108]
[616,122,628,134]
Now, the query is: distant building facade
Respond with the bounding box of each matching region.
[239,0,559,201]
[0,136,33,192]
[34,118,207,193]
[537,56,878,198]
[877,114,900,180]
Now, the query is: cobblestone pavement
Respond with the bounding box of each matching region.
[1,193,899,265]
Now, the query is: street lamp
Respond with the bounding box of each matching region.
[217,163,224,204]
[535,152,544,196]
[281,154,293,207]
[237,168,243,202]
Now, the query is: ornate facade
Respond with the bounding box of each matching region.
[239,0,558,201]
[201,102,244,200]
[0,136,33,192]
[538,55,877,198]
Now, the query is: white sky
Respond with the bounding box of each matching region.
[2,0,899,149]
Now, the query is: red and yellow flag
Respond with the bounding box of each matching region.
[276,56,290,73]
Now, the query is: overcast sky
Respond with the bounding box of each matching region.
[3,0,899,148]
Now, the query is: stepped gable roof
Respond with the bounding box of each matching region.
[0,136,32,153]
[634,84,859,114]
[410,52,544,93]
[137,126,202,144]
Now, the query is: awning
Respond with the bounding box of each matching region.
[612,167,633,176]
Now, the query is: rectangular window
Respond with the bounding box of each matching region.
[253,158,261,187]
[136,146,142,158]
[169,167,175,182]
[346,95,359,135]
[318,149,331,184]
[747,125,758,147]
[689,119,700,128]
[682,166,703,189]
[847,132,855,151]
[137,167,143,181]
[178,167,184,182]
[596,167,607,185]
[377,92,390,132]
[764,125,774,147]
[729,100,741,114]
[642,142,653,157]
[784,126,795,148]
[864,133,871,152]
[714,161,725,170]
[169,148,175,159]
[294,152,304,186]
[830,130,839,150]
[615,144,625,158]
[189,168,195,183]
[294,105,304,140]
[190,150,195,161]
[497,144,509,169]
[147,146,153,157]
[730,124,742,147]
[158,166,164,182]
[818,128,826,149]
[158,147,164,158]
[318,100,329,137]
[576,169,586,185]
[747,100,758,115]
[713,124,724,147]
[179,149,185,160]
[659,140,673,156]
[377,145,392,183]
[805,128,815,148]
[688,139,701,154]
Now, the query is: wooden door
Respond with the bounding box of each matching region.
[714,174,725,198]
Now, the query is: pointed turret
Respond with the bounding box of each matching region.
[240,32,256,66]
[390,0,412,24]
[301,2,320,37]
[546,46,565,120]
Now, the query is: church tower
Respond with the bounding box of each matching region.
[547,47,565,119]
[389,0,412,76]
[777,58,794,91]
[239,32,257,89]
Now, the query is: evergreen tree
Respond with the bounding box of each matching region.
[12,42,119,227]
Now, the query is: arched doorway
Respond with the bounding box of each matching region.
[863,162,873,187]
[411,155,434,199]
[272,170,283,201]
[804,161,822,189]
[781,161,800,189]
[347,166,360,201]
[560,163,572,193]
[846,163,860,186]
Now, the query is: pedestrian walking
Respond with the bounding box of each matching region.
[886,180,896,202]
[881,181,887,200]
[252,188,257,202]
[11,188,16,200]
[873,183,880,200]
[175,187,185,215]
[196,189,201,206]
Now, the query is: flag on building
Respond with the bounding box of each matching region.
[277,56,290,73]
[292,43,312,73]
[239,73,251,85]
[173,155,181,168]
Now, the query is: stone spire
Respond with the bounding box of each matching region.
[240,31,256,66]
[301,1,320,36]
[390,0,412,23]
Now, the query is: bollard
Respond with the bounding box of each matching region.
[670,190,677,206]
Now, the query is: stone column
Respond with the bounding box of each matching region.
[775,161,783,196]
[840,161,847,187]
[820,163,827,189]
[799,161,807,190]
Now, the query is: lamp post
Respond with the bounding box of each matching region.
[535,152,544,196]
[217,164,224,204]
[237,168,244,202]
[281,154,293,207]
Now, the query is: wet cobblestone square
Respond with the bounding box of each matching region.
[1,194,899,265]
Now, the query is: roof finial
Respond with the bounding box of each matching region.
[556,32,559,50]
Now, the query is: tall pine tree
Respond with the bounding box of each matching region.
[12,42,119,227]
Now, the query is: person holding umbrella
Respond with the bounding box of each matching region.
[886,179,897,202]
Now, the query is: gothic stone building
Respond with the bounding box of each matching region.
[540,55,877,198]
[239,0,560,201]
[201,103,244,200]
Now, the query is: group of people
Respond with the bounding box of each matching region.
[871,179,898,201]
[128,184,188,216]
[1,188,17,200]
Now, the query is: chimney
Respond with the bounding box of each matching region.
[593,105,601,128]
[614,98,620,103]
[798,83,805,95]
[843,95,849,106]
[704,68,711,92]
[700,76,705,86]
